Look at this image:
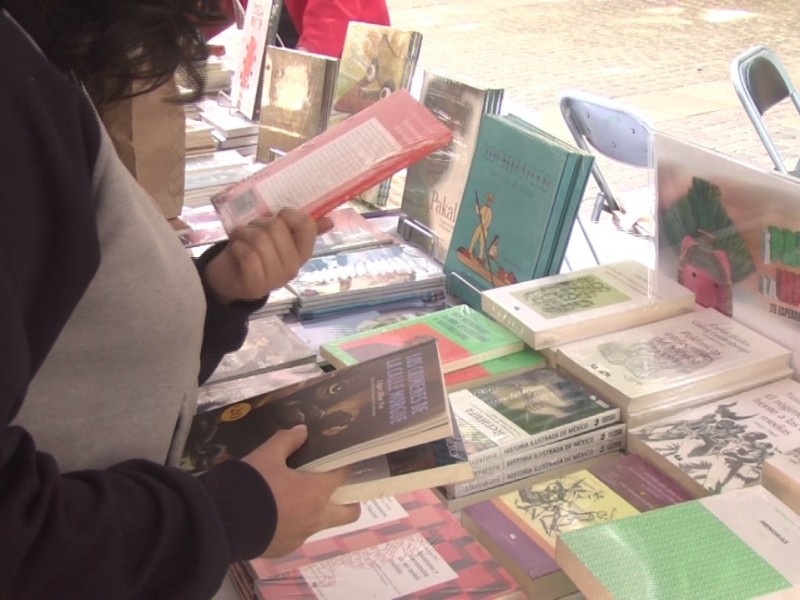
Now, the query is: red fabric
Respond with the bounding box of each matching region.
[284,0,391,58]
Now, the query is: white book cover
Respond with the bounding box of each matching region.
[628,378,800,496]
[762,446,800,517]
[556,307,792,415]
[481,260,695,349]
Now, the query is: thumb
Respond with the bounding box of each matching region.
[272,424,309,460]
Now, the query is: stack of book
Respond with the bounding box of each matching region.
[184,148,260,208]
[442,113,594,310]
[762,447,800,517]
[398,69,504,263]
[439,367,626,509]
[184,118,217,157]
[311,207,394,257]
[230,489,521,599]
[286,241,447,321]
[199,102,260,156]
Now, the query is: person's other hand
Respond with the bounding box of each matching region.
[202,208,333,304]
[242,425,360,558]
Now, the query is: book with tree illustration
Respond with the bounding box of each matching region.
[442,113,593,310]
[211,90,452,231]
[481,260,696,349]
[255,45,339,161]
[398,69,504,262]
[655,132,800,377]
[555,307,792,426]
[628,378,800,497]
[319,304,524,373]
[555,486,800,599]
[180,338,452,474]
[461,453,693,600]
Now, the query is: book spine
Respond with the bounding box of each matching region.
[502,424,626,483]
[500,407,621,456]
[445,436,622,499]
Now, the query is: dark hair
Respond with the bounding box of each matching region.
[46,0,229,106]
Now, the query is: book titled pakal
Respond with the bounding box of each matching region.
[180,338,453,475]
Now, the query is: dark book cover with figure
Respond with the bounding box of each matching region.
[181,338,453,474]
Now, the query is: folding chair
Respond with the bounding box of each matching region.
[730,45,800,176]
[559,90,654,226]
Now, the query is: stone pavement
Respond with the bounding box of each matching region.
[385,0,800,263]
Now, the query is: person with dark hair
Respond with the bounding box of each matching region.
[0,1,360,599]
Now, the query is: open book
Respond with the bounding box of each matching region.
[211,90,453,231]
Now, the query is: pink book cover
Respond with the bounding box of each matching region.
[212,90,453,231]
[246,489,519,599]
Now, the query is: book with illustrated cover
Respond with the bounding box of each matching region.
[762,446,800,517]
[320,304,524,373]
[249,490,521,599]
[555,307,793,425]
[198,362,324,413]
[555,486,800,600]
[628,378,800,497]
[228,0,282,121]
[212,90,452,231]
[655,132,800,377]
[255,46,339,162]
[205,315,316,384]
[481,260,696,350]
[286,242,446,319]
[398,69,504,262]
[461,454,693,600]
[443,347,546,392]
[312,207,394,256]
[173,203,227,248]
[442,113,593,310]
[436,452,622,512]
[180,338,452,474]
[450,368,621,474]
[249,285,298,318]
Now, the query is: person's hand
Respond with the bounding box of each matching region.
[202,208,333,304]
[242,425,360,558]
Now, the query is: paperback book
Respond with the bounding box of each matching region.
[255,45,339,161]
[461,454,693,600]
[180,338,453,474]
[628,378,800,497]
[398,69,504,262]
[319,304,524,373]
[555,307,793,425]
[449,368,621,474]
[286,242,446,320]
[205,315,316,384]
[212,90,452,231]
[245,489,520,599]
[442,113,593,310]
[655,132,800,377]
[443,347,546,392]
[228,0,282,120]
[481,260,696,349]
[555,486,800,600]
[762,446,800,517]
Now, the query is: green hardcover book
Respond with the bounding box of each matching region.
[555,486,800,599]
[442,114,592,310]
[399,69,504,262]
[181,338,453,474]
[449,368,621,473]
[319,304,524,373]
[443,347,546,392]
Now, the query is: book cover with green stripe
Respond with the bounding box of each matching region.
[556,486,800,599]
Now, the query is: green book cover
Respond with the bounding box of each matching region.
[556,486,800,599]
[319,304,523,372]
[443,347,546,391]
[442,114,589,309]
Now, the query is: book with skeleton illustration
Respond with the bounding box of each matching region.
[555,307,792,426]
[181,338,452,475]
[628,377,800,497]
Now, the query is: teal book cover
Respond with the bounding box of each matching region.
[443,114,587,309]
